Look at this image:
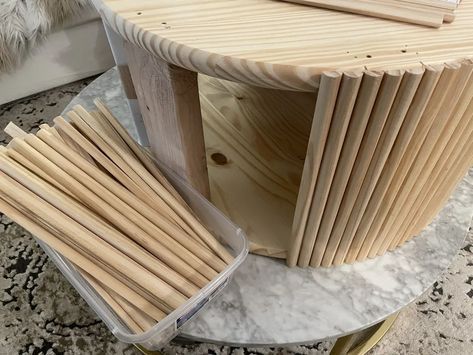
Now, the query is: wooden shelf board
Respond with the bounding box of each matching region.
[199,75,315,258]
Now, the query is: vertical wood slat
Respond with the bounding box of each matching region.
[354,66,443,261]
[409,129,473,239]
[335,69,424,265]
[297,72,364,267]
[316,72,384,267]
[124,42,210,197]
[317,72,403,267]
[396,89,473,244]
[288,60,473,268]
[384,62,473,251]
[377,61,473,255]
[362,63,463,258]
[411,99,473,236]
[288,72,342,267]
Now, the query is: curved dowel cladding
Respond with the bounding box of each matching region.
[290,60,473,267]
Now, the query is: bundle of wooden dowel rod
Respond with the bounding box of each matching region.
[288,59,473,268]
[0,99,234,334]
[280,0,460,27]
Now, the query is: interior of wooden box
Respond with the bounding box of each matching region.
[198,75,316,259]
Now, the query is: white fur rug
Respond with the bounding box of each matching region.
[0,0,90,72]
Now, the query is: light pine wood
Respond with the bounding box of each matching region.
[9,137,212,287]
[0,195,167,321]
[389,70,473,246]
[2,146,74,198]
[399,103,473,243]
[93,98,190,210]
[199,75,314,258]
[23,130,217,280]
[124,41,210,197]
[362,63,461,257]
[68,106,233,264]
[0,171,187,310]
[318,72,384,267]
[35,128,226,275]
[328,71,404,266]
[109,288,157,331]
[195,65,472,267]
[4,122,27,139]
[297,72,363,267]
[409,134,473,238]
[354,66,443,261]
[0,150,201,297]
[69,106,206,245]
[339,68,424,264]
[80,272,145,333]
[281,0,446,28]
[318,72,402,266]
[57,114,206,249]
[377,61,473,254]
[98,0,473,91]
[287,72,342,266]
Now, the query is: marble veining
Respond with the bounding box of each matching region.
[66,69,473,346]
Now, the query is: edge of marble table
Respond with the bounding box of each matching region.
[65,68,473,346]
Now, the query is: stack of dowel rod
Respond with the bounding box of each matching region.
[280,0,460,27]
[0,99,233,334]
[288,59,473,268]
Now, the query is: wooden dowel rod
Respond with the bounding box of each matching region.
[354,66,443,261]
[36,128,226,274]
[409,150,473,240]
[66,109,180,222]
[341,68,424,264]
[39,124,66,145]
[89,110,137,157]
[108,288,157,331]
[88,249,173,314]
[380,62,473,253]
[380,65,473,251]
[54,116,162,212]
[56,114,202,246]
[329,70,404,266]
[0,195,166,321]
[0,170,187,310]
[4,122,27,139]
[0,151,200,297]
[4,191,172,315]
[48,123,97,166]
[27,132,220,279]
[1,147,73,198]
[67,109,204,247]
[317,71,384,267]
[298,71,363,267]
[281,0,445,28]
[359,63,460,257]
[9,137,212,287]
[80,271,144,333]
[288,72,342,267]
[328,73,402,264]
[394,99,473,246]
[91,105,200,235]
[93,98,191,208]
[70,107,233,264]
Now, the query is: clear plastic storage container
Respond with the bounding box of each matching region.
[36,164,249,351]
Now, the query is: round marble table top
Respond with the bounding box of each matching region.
[65,68,473,346]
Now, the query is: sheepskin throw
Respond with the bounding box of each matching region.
[0,0,91,73]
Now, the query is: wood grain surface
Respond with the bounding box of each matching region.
[197,61,473,266]
[97,0,473,91]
